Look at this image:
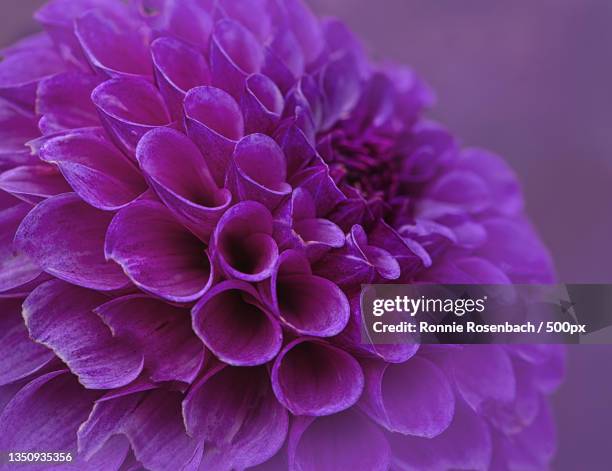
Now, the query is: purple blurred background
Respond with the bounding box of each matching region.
[2,0,612,468]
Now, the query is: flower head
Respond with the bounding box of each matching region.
[0,0,563,470]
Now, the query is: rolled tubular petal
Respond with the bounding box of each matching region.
[213,201,278,281]
[75,10,153,78]
[15,193,130,290]
[288,410,390,471]
[78,389,201,471]
[96,295,204,384]
[0,204,42,293]
[23,280,144,389]
[92,77,171,157]
[210,19,264,98]
[228,133,291,209]
[0,298,53,386]
[184,85,244,186]
[136,127,231,241]
[359,357,455,437]
[151,36,211,120]
[192,280,282,366]
[271,338,364,416]
[275,188,345,261]
[36,72,102,134]
[183,365,288,470]
[262,249,349,337]
[40,128,146,210]
[105,199,213,303]
[0,164,70,204]
[242,73,284,134]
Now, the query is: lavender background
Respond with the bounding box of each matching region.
[2,0,611,468]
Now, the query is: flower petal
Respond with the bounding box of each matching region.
[0,298,53,386]
[91,77,171,157]
[0,34,65,108]
[0,371,100,459]
[227,133,291,209]
[0,164,70,204]
[389,399,492,471]
[184,85,244,186]
[23,280,144,389]
[450,345,516,411]
[96,294,204,384]
[212,201,278,282]
[151,36,210,119]
[271,338,364,416]
[78,389,201,471]
[40,128,146,210]
[36,72,102,134]
[105,199,213,302]
[0,204,42,294]
[150,0,213,49]
[136,127,230,241]
[263,249,349,337]
[183,365,288,470]
[288,410,390,471]
[359,357,454,437]
[210,19,264,98]
[242,73,284,134]
[75,10,153,78]
[15,193,130,290]
[192,280,282,366]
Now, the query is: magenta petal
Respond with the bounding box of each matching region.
[151,36,210,120]
[210,19,264,98]
[136,127,231,241]
[213,201,278,281]
[458,148,523,215]
[105,199,213,302]
[23,280,144,389]
[192,280,282,366]
[0,371,101,457]
[0,164,71,204]
[450,345,516,411]
[15,193,130,290]
[389,399,492,471]
[284,0,324,66]
[184,85,244,186]
[151,0,213,49]
[0,34,65,108]
[183,365,288,469]
[96,295,204,384]
[36,72,102,134]
[271,338,364,416]
[0,204,42,293]
[264,249,349,337]
[288,410,390,471]
[242,73,284,134]
[40,129,146,210]
[78,389,201,471]
[0,298,53,385]
[0,97,39,170]
[75,10,153,78]
[92,77,171,157]
[359,357,454,437]
[228,133,291,209]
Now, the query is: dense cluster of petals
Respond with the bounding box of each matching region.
[0,0,563,470]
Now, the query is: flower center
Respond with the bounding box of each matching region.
[322,128,401,204]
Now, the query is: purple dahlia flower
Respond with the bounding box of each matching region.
[0,0,564,470]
